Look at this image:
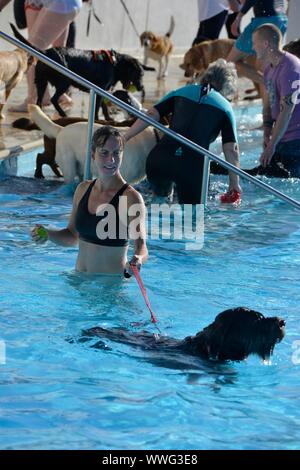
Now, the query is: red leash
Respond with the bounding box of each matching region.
[130,265,158,325]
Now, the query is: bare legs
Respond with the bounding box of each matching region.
[9,7,78,113]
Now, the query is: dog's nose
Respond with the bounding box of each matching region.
[279,319,286,327]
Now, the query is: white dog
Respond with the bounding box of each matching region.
[29,105,160,184]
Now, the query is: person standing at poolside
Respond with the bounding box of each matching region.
[226,0,288,85]
[251,23,300,177]
[0,0,83,112]
[31,127,148,275]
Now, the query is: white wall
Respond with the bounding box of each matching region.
[0,0,260,54]
[0,0,199,53]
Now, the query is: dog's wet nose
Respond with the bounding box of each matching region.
[279,319,286,327]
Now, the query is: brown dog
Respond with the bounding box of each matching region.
[180,38,260,97]
[0,48,32,119]
[140,16,175,79]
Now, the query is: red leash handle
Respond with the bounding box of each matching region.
[130,265,158,324]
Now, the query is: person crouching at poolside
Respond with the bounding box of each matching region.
[31,126,148,275]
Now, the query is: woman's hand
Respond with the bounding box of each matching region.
[31,224,48,243]
[125,254,143,276]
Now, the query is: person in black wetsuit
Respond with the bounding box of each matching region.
[226,0,288,86]
[31,126,148,276]
[125,59,241,204]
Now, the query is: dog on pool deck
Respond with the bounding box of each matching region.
[81,307,285,363]
[28,104,160,184]
[180,38,260,98]
[10,23,155,119]
[0,48,33,120]
[140,16,175,79]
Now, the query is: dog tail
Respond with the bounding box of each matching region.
[29,105,63,139]
[166,16,175,37]
[10,23,42,53]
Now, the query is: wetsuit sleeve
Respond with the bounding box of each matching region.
[154,90,176,118]
[240,0,256,15]
[221,111,238,144]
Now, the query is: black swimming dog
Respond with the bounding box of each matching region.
[82,307,285,362]
[10,24,155,120]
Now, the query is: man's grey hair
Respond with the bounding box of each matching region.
[200,59,238,100]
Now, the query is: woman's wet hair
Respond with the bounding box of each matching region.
[200,58,238,100]
[91,126,125,153]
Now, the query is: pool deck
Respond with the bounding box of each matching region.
[0,55,255,166]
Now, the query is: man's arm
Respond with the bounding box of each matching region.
[124,107,160,142]
[260,93,296,167]
[262,91,274,148]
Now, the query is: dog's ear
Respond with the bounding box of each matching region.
[142,64,156,71]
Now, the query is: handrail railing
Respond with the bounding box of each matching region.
[1,29,300,210]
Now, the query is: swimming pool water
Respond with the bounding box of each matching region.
[0,103,300,450]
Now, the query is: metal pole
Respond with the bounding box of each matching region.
[1,30,300,211]
[200,155,211,206]
[84,90,96,180]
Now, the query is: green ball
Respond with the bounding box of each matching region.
[127,85,137,93]
[37,226,48,240]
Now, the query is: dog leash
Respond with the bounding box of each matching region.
[129,264,161,333]
[119,0,140,38]
[86,0,103,37]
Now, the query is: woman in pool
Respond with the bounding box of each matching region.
[31,126,148,275]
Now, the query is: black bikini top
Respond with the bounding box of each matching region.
[75,179,129,247]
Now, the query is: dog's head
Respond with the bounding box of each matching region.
[180,45,208,77]
[191,307,285,361]
[180,39,234,78]
[140,31,156,48]
[114,53,155,101]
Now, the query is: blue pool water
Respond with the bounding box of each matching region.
[0,103,300,450]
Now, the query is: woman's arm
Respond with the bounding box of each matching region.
[126,189,148,271]
[124,107,160,142]
[31,182,89,247]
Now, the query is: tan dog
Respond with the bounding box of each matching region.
[180,38,260,97]
[0,49,32,119]
[29,104,160,184]
[140,16,175,79]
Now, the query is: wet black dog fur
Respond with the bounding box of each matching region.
[11,24,155,120]
[82,307,285,362]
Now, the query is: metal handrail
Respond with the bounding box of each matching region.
[1,29,300,210]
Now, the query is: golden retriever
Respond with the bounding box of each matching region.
[180,38,260,97]
[0,48,32,119]
[140,16,175,79]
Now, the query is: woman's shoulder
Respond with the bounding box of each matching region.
[73,179,93,203]
[124,184,145,205]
